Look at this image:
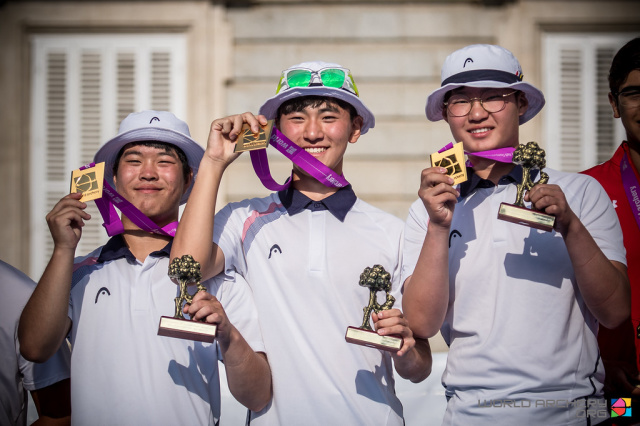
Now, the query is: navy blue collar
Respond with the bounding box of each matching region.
[278,184,357,222]
[97,234,172,263]
[459,165,538,198]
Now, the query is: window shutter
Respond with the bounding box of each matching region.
[543,34,636,172]
[30,34,186,279]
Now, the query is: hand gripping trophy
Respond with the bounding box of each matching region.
[345,265,403,352]
[498,141,556,232]
[157,255,217,342]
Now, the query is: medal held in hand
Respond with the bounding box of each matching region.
[158,255,217,343]
[497,141,556,232]
[430,142,468,185]
[345,265,403,352]
[234,120,274,153]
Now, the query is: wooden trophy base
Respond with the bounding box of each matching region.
[345,326,403,353]
[498,202,555,232]
[158,316,217,343]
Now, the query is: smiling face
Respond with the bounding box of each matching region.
[443,87,528,154]
[112,143,191,226]
[277,97,363,178]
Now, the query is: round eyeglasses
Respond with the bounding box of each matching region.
[444,91,518,117]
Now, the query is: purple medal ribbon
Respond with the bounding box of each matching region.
[438,142,515,167]
[621,151,640,230]
[249,127,349,191]
[79,163,177,237]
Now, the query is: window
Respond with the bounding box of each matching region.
[30,34,186,278]
[543,33,637,172]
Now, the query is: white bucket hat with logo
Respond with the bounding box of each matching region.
[93,110,205,205]
[426,44,545,124]
[259,61,375,134]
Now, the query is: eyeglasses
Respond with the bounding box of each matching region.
[276,67,359,97]
[444,91,518,117]
[614,87,640,109]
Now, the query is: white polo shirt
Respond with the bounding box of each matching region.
[214,185,405,426]
[402,167,626,426]
[0,260,71,426]
[68,236,264,426]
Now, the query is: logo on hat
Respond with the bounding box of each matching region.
[150,117,160,124]
[463,58,474,68]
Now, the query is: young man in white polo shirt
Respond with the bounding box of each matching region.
[171,61,433,425]
[402,44,630,425]
[18,110,271,425]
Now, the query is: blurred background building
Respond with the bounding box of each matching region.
[2,0,639,280]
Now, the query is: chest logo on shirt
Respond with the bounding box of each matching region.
[449,230,462,247]
[95,287,111,303]
[268,244,282,259]
[613,199,618,209]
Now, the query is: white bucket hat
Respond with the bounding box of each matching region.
[426,44,545,124]
[259,61,375,134]
[93,110,204,205]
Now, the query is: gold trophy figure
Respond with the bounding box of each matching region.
[498,141,556,232]
[157,255,217,342]
[345,265,403,352]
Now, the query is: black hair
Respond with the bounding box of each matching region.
[112,141,190,182]
[609,37,640,96]
[276,96,358,122]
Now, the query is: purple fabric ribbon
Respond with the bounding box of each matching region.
[79,163,177,237]
[249,127,349,191]
[438,142,515,167]
[621,152,640,231]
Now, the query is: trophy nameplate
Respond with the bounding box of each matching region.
[345,265,403,353]
[70,162,105,202]
[158,255,217,343]
[497,141,555,232]
[234,120,275,153]
[430,142,468,185]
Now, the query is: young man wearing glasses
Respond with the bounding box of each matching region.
[172,61,433,425]
[402,44,629,424]
[582,37,640,411]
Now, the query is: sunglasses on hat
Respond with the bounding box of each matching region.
[275,67,359,97]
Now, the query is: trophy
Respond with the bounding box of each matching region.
[497,141,556,232]
[345,265,403,352]
[158,255,217,343]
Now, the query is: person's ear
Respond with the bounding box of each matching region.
[609,92,621,118]
[183,170,193,195]
[349,116,364,144]
[442,107,449,123]
[517,92,529,118]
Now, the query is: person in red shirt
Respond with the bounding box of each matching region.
[582,37,640,420]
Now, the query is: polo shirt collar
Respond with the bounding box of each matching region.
[278,184,357,222]
[459,165,538,198]
[97,234,172,263]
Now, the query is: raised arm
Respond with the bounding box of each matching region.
[402,167,459,339]
[19,193,89,362]
[527,183,630,329]
[171,113,267,280]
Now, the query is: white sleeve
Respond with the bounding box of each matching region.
[211,273,265,355]
[401,199,430,285]
[575,174,627,265]
[213,203,247,279]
